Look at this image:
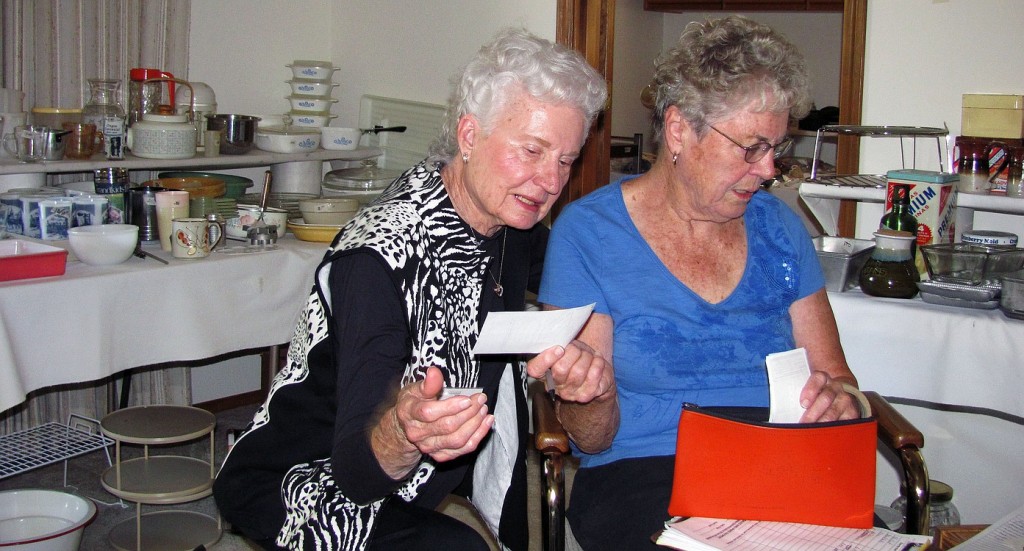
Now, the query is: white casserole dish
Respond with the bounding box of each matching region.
[254,125,322,153]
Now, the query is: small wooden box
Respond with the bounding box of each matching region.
[962,94,1024,139]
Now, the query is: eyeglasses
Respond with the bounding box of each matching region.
[707,124,793,163]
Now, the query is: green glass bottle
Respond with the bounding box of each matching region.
[880,184,919,257]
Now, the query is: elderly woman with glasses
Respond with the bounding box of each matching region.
[529,15,862,550]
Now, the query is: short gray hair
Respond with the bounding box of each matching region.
[429,27,607,163]
[650,15,811,145]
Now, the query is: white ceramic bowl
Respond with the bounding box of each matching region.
[0,489,97,551]
[286,60,338,81]
[68,224,139,266]
[255,126,322,153]
[299,197,360,225]
[227,206,288,239]
[286,95,337,112]
[320,127,361,151]
[288,79,338,97]
[288,110,335,128]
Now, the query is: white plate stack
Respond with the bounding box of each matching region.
[285,60,339,129]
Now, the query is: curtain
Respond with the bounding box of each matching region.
[0,0,192,434]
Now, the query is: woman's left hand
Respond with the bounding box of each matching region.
[798,370,861,423]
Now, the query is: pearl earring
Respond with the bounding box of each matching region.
[672,153,679,166]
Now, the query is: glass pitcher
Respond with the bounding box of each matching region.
[82,78,126,160]
[128,68,175,127]
[858,229,920,299]
[955,136,1005,194]
[998,145,1024,198]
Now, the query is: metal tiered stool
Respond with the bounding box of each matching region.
[100,405,221,550]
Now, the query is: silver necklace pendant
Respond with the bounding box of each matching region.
[493,282,503,297]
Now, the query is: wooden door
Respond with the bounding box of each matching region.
[558,0,866,235]
[554,0,614,220]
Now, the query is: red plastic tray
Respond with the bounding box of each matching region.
[0,240,69,282]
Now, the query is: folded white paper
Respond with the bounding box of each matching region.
[766,347,810,423]
[471,303,595,355]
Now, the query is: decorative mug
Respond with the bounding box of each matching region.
[171,217,223,259]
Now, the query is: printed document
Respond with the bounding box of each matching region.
[949,503,1024,550]
[656,517,932,551]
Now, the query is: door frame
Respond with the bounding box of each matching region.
[557,0,867,235]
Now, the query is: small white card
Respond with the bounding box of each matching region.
[766,347,811,423]
[471,303,595,355]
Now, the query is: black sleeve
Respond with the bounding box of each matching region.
[326,251,414,504]
[527,222,549,295]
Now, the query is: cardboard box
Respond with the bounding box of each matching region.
[962,94,1024,139]
[885,169,958,247]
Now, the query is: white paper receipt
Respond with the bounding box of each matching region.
[765,347,811,423]
[471,303,595,355]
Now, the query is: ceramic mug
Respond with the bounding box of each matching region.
[155,190,190,252]
[70,195,108,227]
[171,217,223,259]
[38,197,73,240]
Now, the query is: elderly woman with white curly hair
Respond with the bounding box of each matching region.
[213,28,607,551]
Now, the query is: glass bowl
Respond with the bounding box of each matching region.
[921,243,1024,285]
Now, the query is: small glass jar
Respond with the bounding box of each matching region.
[891,479,960,534]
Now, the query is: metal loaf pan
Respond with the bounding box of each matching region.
[813,236,875,292]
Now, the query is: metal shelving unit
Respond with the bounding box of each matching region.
[0,414,113,482]
[808,124,950,186]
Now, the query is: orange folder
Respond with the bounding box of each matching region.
[668,405,877,529]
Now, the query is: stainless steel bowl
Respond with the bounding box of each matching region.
[206,114,260,155]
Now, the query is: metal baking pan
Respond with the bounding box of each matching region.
[916,280,1001,301]
[919,291,999,310]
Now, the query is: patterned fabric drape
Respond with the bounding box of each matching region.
[0,0,192,434]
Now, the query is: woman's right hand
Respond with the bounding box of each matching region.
[372,366,494,479]
[527,340,615,404]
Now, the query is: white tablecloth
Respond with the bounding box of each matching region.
[829,290,1024,418]
[828,289,1024,524]
[0,236,329,414]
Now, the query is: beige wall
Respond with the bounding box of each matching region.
[188,0,555,128]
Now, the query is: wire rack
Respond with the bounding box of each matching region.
[0,414,113,481]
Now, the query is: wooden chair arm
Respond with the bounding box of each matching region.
[864,391,924,450]
[863,391,930,536]
[533,385,570,456]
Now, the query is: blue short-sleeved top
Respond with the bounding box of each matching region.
[539,179,824,467]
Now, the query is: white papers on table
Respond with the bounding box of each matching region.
[471,303,595,355]
[655,517,932,551]
[766,347,810,423]
[949,503,1024,550]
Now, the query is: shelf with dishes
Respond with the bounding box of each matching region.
[0,147,383,176]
